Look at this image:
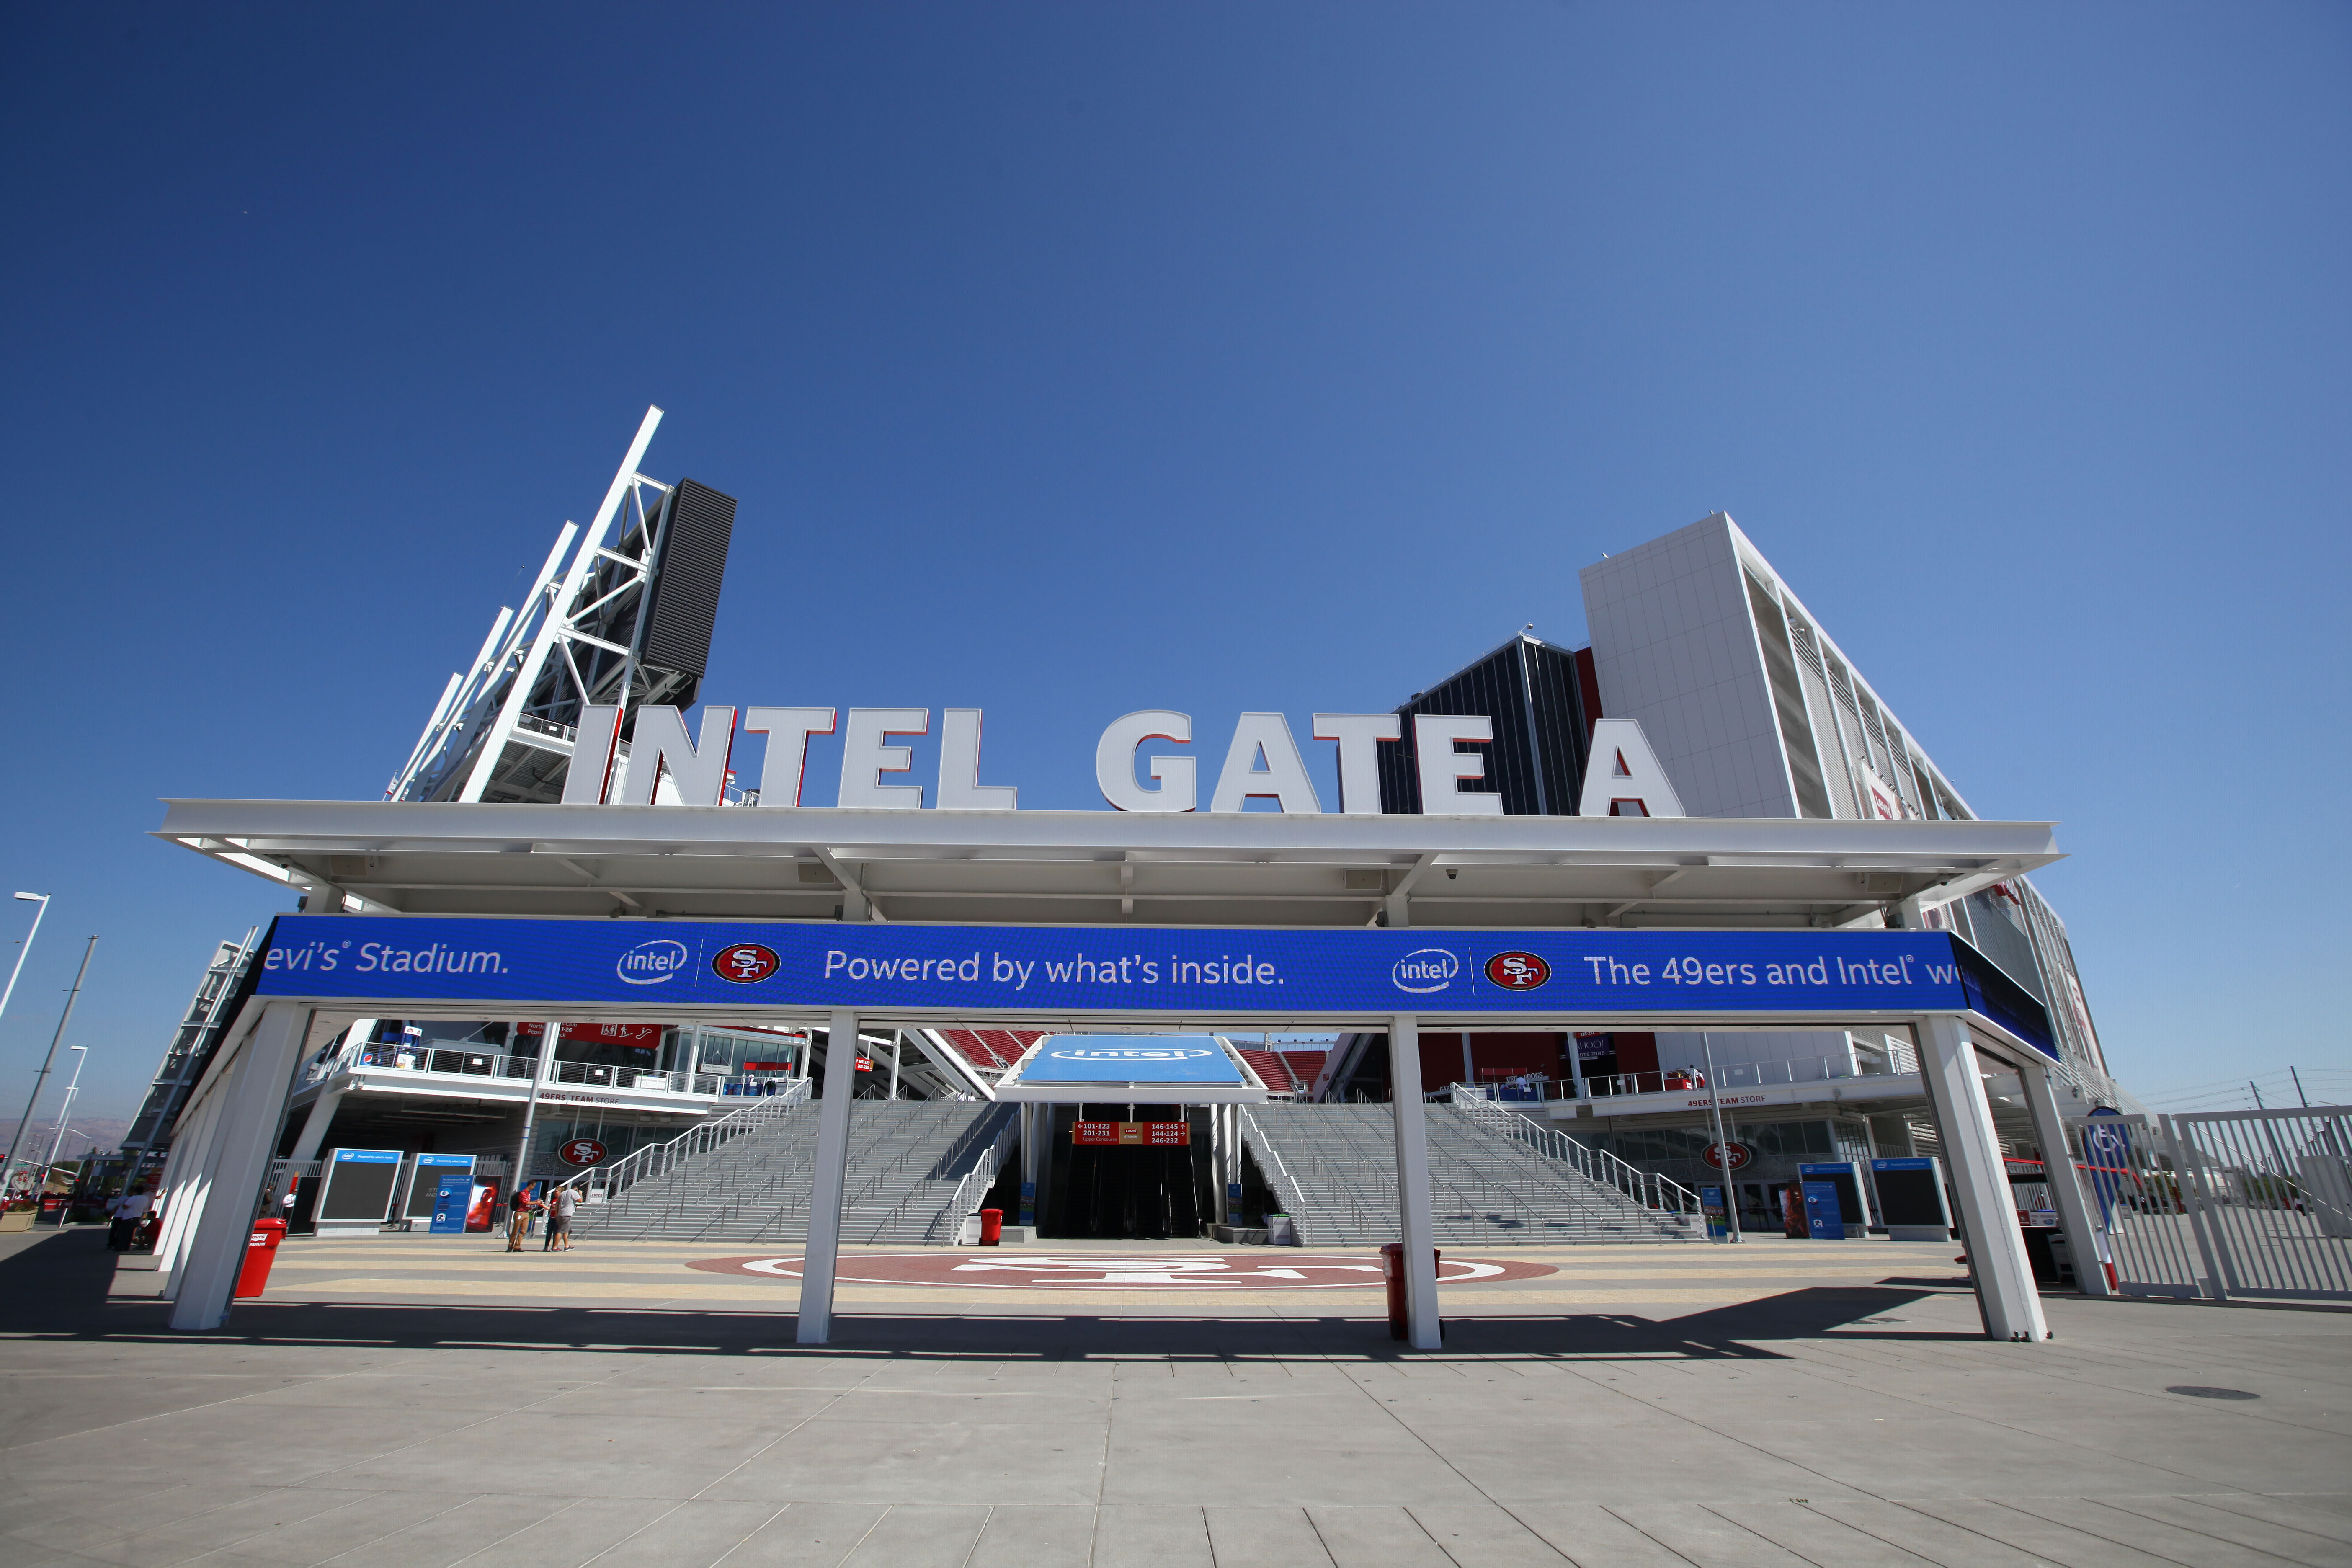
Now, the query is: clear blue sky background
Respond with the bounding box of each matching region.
[2,4,2345,1126]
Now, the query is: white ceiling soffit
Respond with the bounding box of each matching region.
[156,799,2058,930]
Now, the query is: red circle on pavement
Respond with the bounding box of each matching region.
[684,1251,1557,1289]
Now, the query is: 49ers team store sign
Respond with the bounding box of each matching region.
[250,913,2054,1053]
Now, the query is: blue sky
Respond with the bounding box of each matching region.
[2,4,2345,1124]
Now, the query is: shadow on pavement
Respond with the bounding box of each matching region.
[13,1267,1968,1362]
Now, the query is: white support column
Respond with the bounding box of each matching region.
[797,1008,861,1345]
[149,1073,229,1293]
[168,1003,313,1332]
[2017,1056,2112,1298]
[1386,1015,1442,1350]
[286,1088,346,1165]
[1211,1105,1232,1223]
[1019,1103,1039,1227]
[1917,1014,2049,1342]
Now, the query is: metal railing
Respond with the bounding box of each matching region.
[557,1078,809,1207]
[1237,1106,1312,1240]
[2169,1104,2352,1301]
[1465,1044,1923,1104]
[921,1112,1022,1242]
[1447,1089,1701,1218]
[340,1043,721,1097]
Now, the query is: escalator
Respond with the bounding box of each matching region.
[1042,1104,1212,1240]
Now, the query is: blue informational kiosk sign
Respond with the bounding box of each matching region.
[429,1172,473,1234]
[1798,1160,1869,1238]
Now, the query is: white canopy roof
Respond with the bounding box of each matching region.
[156,799,2059,931]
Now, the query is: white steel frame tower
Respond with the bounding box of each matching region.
[389,406,693,805]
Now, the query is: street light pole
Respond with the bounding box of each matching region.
[3,934,95,1185]
[41,1044,88,1178]
[0,892,51,1029]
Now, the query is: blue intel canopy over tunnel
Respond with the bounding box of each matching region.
[1016,1034,1246,1086]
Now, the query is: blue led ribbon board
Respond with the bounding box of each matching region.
[250,915,2053,1058]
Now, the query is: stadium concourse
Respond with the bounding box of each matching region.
[16,1222,2345,1568]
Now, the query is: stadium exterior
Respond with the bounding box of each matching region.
[131,410,2130,1347]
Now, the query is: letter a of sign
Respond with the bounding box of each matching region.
[1576,718,1685,818]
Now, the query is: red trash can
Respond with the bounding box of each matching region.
[1380,1243,1443,1341]
[979,1208,1003,1246]
[235,1218,288,1298]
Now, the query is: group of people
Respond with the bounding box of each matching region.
[504,1182,578,1251]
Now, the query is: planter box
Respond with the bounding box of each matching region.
[0,1210,36,1232]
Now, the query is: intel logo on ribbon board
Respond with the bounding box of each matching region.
[1057,1047,1216,1061]
[1391,948,1460,994]
[616,938,691,986]
[1021,1035,1244,1086]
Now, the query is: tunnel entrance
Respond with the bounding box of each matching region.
[1042,1104,1213,1240]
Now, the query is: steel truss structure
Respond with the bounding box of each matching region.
[388,406,730,809]
[116,930,261,1177]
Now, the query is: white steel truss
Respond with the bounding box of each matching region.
[389,405,686,805]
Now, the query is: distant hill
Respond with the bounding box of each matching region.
[0,1116,134,1159]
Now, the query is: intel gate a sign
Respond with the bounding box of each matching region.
[251,915,2053,1055]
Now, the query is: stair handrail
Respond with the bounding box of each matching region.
[922,1110,1023,1243]
[1237,1107,1313,1241]
[1446,1089,1700,1219]
[558,1078,810,1208]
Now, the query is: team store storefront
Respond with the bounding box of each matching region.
[145,802,2103,1350]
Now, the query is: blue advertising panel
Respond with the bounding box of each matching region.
[250,916,2051,1055]
[429,1171,472,1234]
[1014,1034,1243,1086]
[1801,1181,1845,1240]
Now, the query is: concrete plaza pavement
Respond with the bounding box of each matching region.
[3,1224,2348,1567]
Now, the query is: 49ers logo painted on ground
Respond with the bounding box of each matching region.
[685,1252,1558,1289]
[1485,951,1550,989]
[713,943,780,983]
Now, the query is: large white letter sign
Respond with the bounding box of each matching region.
[1413,713,1504,816]
[615,705,736,806]
[838,708,929,809]
[1311,713,1401,815]
[936,708,1017,810]
[561,704,624,804]
[1209,714,1322,813]
[1096,711,1196,812]
[743,707,836,807]
[1576,718,1685,818]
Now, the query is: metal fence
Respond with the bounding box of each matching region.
[2172,1105,2352,1300]
[2069,1105,2352,1302]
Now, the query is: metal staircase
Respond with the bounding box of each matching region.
[570,1098,1015,1245]
[1240,1099,1701,1246]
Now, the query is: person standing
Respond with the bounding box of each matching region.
[107,1185,150,1251]
[505,1184,536,1252]
[544,1182,576,1251]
